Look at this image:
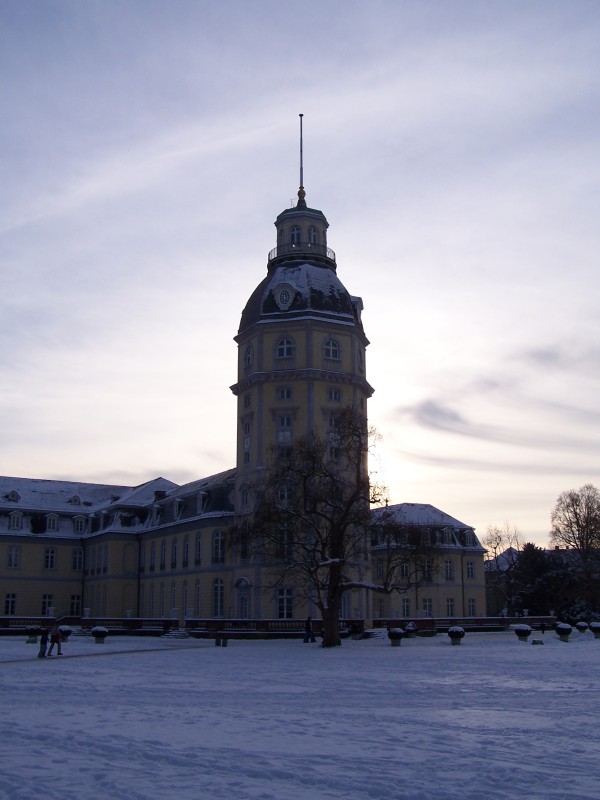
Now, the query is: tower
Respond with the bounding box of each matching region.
[231,133,374,575]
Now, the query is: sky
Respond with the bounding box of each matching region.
[2,631,600,799]
[1,0,599,547]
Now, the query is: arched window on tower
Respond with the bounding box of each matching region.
[324,338,340,360]
[308,226,318,244]
[244,345,253,368]
[276,338,294,359]
[290,225,301,246]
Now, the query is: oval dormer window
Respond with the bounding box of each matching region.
[275,284,294,311]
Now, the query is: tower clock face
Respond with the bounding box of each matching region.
[275,284,294,310]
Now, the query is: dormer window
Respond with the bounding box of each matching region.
[3,490,20,503]
[74,516,86,534]
[9,511,23,530]
[46,515,59,533]
[68,495,81,505]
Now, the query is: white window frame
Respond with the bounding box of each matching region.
[323,338,340,360]
[7,545,21,569]
[276,338,294,359]
[213,578,224,617]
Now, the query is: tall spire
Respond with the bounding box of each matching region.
[297,113,306,207]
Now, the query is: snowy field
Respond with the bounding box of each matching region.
[1,629,599,800]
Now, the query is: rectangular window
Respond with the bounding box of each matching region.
[401,597,411,617]
[46,516,58,532]
[7,545,21,569]
[41,594,53,616]
[213,580,224,617]
[195,534,202,566]
[4,593,16,615]
[328,388,341,402]
[212,531,225,564]
[70,595,82,616]
[377,598,384,618]
[195,580,201,616]
[44,548,56,570]
[72,548,83,571]
[467,598,476,617]
[277,588,293,619]
[422,598,433,618]
[445,559,454,581]
[74,517,86,533]
[277,525,293,560]
[244,394,251,408]
[446,597,455,617]
[277,387,292,400]
[244,452,250,464]
[466,560,475,579]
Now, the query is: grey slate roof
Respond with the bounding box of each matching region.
[373,502,475,531]
[238,261,364,335]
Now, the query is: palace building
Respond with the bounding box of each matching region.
[0,165,486,630]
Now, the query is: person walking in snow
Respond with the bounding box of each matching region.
[37,627,49,658]
[303,616,316,643]
[47,625,63,656]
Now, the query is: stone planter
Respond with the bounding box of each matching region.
[25,626,41,644]
[388,628,404,647]
[448,626,465,646]
[575,621,588,634]
[555,623,572,643]
[514,624,532,642]
[404,623,417,639]
[91,626,108,644]
[59,625,72,642]
[589,622,600,639]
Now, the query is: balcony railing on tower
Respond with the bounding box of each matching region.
[268,242,336,262]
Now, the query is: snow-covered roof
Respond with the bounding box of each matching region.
[238,261,364,334]
[0,475,178,514]
[373,502,474,530]
[167,468,236,498]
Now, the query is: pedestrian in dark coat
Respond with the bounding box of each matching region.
[37,628,49,658]
[47,625,63,656]
[303,616,316,643]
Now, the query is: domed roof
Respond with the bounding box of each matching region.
[238,259,365,336]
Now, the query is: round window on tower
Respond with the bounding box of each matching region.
[275,284,294,310]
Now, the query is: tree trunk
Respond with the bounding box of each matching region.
[321,602,342,647]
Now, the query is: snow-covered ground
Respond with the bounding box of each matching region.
[1,629,598,800]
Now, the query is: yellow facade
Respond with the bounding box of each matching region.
[0,185,486,629]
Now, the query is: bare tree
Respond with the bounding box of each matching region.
[483,523,523,614]
[246,409,437,647]
[551,484,600,561]
[551,484,600,610]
